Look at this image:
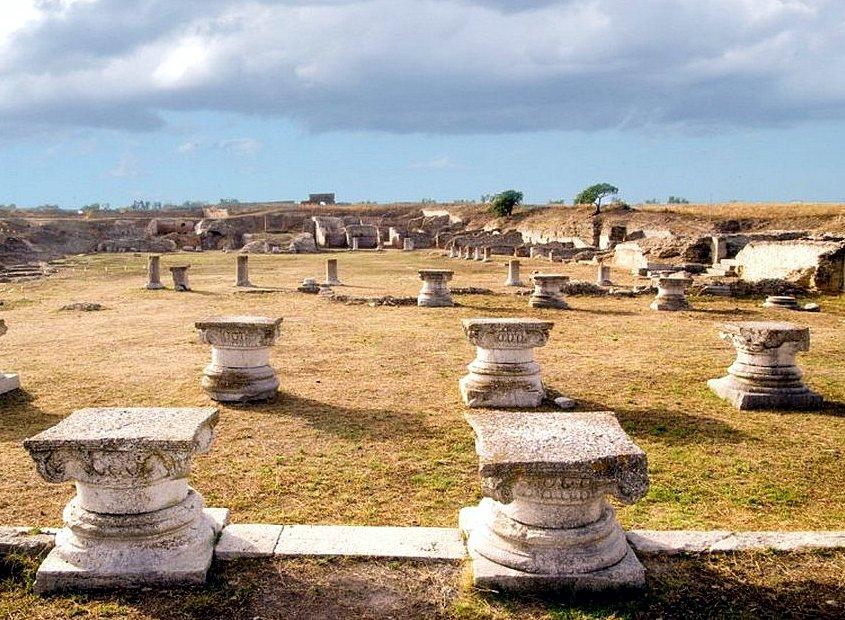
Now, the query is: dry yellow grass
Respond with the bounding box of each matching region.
[0,250,843,533]
[639,202,845,219]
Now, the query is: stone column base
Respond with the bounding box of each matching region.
[417,294,453,307]
[708,376,823,410]
[0,372,20,395]
[34,506,227,594]
[202,365,279,402]
[650,297,689,311]
[529,295,569,309]
[459,506,645,593]
[144,283,165,290]
[459,374,544,408]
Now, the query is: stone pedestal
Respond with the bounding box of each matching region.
[417,270,454,307]
[708,321,823,410]
[597,264,611,286]
[145,255,164,290]
[298,278,319,294]
[459,318,553,408]
[460,410,649,593]
[0,320,20,395]
[473,248,481,261]
[463,247,472,260]
[529,274,569,309]
[169,266,190,292]
[23,407,225,593]
[504,260,524,287]
[482,248,492,262]
[351,237,360,251]
[650,276,692,311]
[763,295,799,310]
[324,259,342,286]
[449,246,457,258]
[403,238,414,251]
[195,316,282,402]
[236,255,251,287]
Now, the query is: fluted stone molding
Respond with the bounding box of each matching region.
[459,410,649,592]
[169,266,190,292]
[417,269,454,307]
[145,255,164,290]
[459,318,553,408]
[324,259,342,286]
[597,264,611,286]
[529,274,569,309]
[403,238,414,251]
[0,319,20,395]
[195,316,282,402]
[236,255,252,287]
[708,321,823,410]
[504,260,524,287]
[23,407,223,593]
[650,276,692,311]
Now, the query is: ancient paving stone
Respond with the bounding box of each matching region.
[23,407,223,593]
[459,318,554,408]
[460,410,649,593]
[417,269,454,307]
[215,524,284,559]
[195,316,282,403]
[708,321,823,410]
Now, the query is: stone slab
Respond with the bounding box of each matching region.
[274,525,465,560]
[216,524,283,559]
[627,530,845,554]
[206,507,230,535]
[0,526,56,557]
[0,373,20,395]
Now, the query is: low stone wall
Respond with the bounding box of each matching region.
[735,240,845,292]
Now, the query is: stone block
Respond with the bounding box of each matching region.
[216,524,284,559]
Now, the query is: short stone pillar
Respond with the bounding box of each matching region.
[169,265,190,292]
[650,276,692,311]
[145,255,164,290]
[195,316,282,402]
[417,269,454,307]
[459,410,649,592]
[504,260,523,287]
[297,277,319,294]
[236,255,251,287]
[529,274,569,309]
[463,247,472,260]
[473,247,481,261]
[529,246,542,259]
[449,246,457,258]
[708,321,823,410]
[712,236,727,265]
[548,250,556,262]
[351,237,360,251]
[0,319,20,395]
[403,238,414,251]
[482,247,492,262]
[324,258,342,286]
[459,318,553,408]
[597,264,611,286]
[23,407,224,593]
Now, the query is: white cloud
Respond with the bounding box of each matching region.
[107,153,140,178]
[177,137,262,156]
[1,0,844,137]
[410,156,466,170]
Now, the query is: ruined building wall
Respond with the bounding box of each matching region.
[735,240,845,291]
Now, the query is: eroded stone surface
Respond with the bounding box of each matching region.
[23,407,220,593]
[215,524,284,559]
[169,265,190,292]
[195,316,282,402]
[529,274,569,309]
[144,255,164,290]
[650,276,692,311]
[459,318,553,408]
[708,321,823,410]
[417,269,454,307]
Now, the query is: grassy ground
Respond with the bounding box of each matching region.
[0,250,843,533]
[2,551,843,619]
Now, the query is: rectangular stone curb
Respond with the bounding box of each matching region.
[627,530,845,555]
[274,525,466,560]
[216,524,284,560]
[0,527,58,558]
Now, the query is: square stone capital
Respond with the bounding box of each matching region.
[195,316,282,348]
[718,321,810,352]
[24,407,218,486]
[462,318,554,349]
[464,411,648,505]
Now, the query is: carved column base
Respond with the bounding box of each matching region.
[649,295,689,311]
[707,375,822,410]
[459,366,544,408]
[201,364,279,402]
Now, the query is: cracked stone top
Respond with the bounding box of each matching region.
[465,410,648,504]
[196,316,282,348]
[656,276,692,286]
[531,274,569,283]
[24,407,219,484]
[418,269,453,277]
[719,321,810,352]
[462,318,554,349]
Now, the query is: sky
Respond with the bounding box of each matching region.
[1,0,844,207]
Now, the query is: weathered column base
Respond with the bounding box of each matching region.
[529,293,569,309]
[144,283,165,291]
[649,296,689,311]
[0,372,20,395]
[201,365,279,402]
[707,376,822,410]
[459,504,645,593]
[459,372,544,408]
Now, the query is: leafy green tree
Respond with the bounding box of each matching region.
[490,190,523,217]
[573,183,619,213]
[667,195,689,204]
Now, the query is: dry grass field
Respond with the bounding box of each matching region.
[0,249,844,618]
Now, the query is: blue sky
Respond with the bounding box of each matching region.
[1,0,844,207]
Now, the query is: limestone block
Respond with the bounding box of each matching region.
[215,524,284,559]
[144,255,164,290]
[324,258,342,286]
[169,265,190,292]
[650,276,692,311]
[597,264,611,286]
[529,274,569,309]
[460,410,649,593]
[504,260,524,287]
[459,318,553,408]
[762,295,800,310]
[0,320,20,396]
[417,269,454,307]
[403,238,414,251]
[23,407,222,593]
[708,321,823,410]
[195,316,282,402]
[235,255,251,287]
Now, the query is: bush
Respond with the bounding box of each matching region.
[490,190,523,217]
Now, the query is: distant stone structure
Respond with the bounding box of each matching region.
[597,264,611,286]
[312,216,347,248]
[417,270,454,307]
[0,319,20,395]
[235,255,251,287]
[762,295,800,310]
[307,193,336,205]
[460,410,649,592]
[145,255,164,290]
[504,260,523,287]
[345,224,379,249]
[23,407,224,593]
[459,318,553,408]
[735,239,845,292]
[298,277,319,294]
[708,321,823,410]
[529,274,569,309]
[169,265,190,292]
[403,238,415,251]
[325,258,342,286]
[195,316,282,402]
[650,276,692,311]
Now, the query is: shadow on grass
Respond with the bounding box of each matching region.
[690,307,760,316]
[227,392,435,442]
[571,307,638,316]
[0,390,63,442]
